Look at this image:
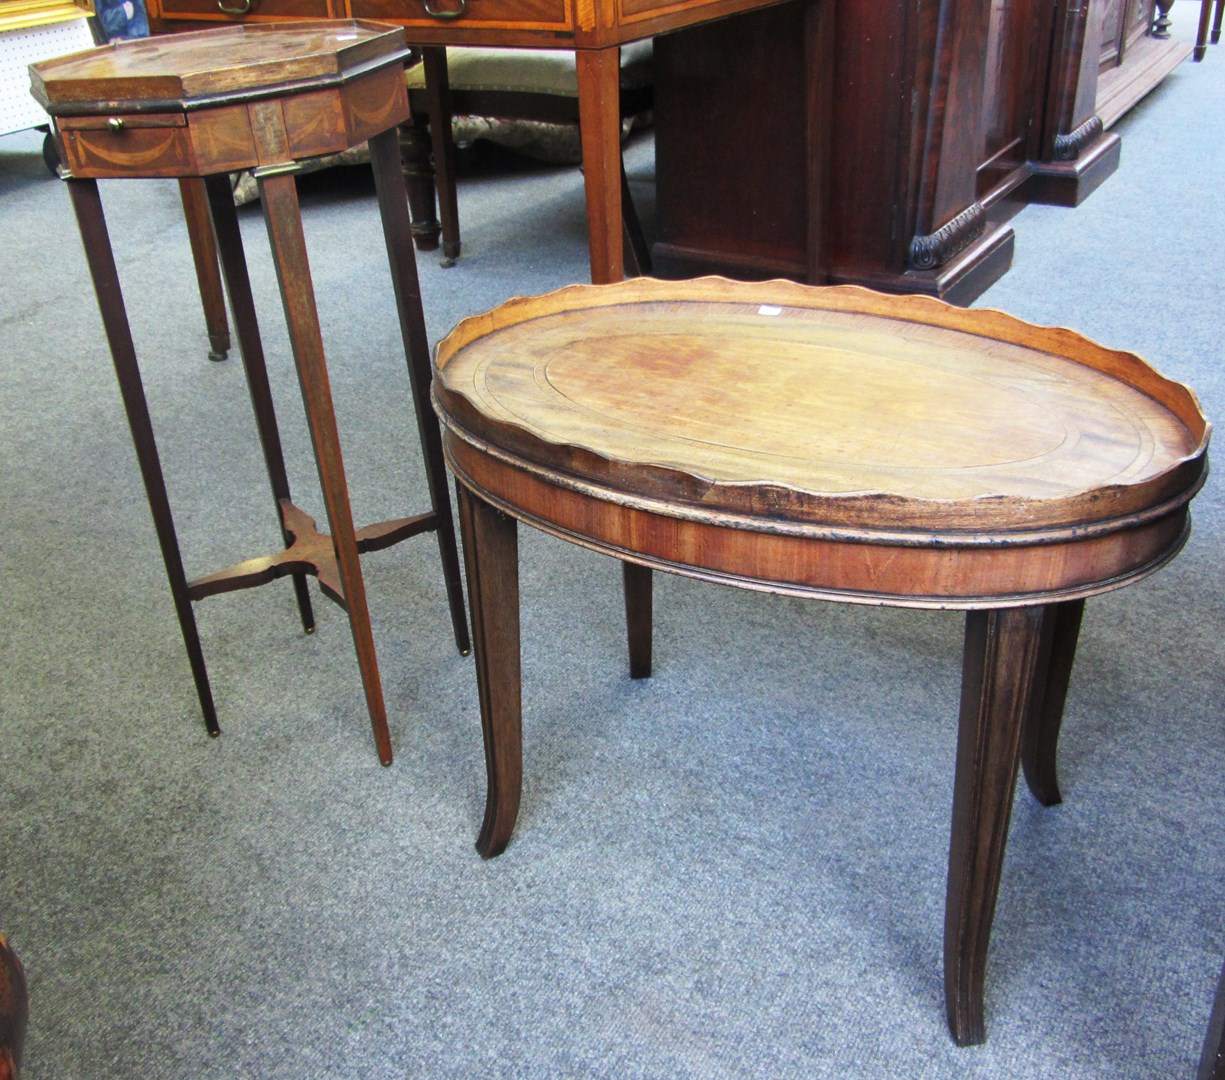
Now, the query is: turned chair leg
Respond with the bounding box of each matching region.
[400,116,443,254]
[1196,0,1215,60]
[422,47,462,267]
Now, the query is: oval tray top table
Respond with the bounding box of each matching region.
[30,22,472,765]
[432,276,1211,1046]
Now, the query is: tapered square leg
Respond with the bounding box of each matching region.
[67,176,219,737]
[257,164,394,766]
[368,127,470,659]
[623,561,653,679]
[178,177,230,362]
[203,173,315,637]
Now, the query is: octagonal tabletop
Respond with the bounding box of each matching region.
[29,20,408,114]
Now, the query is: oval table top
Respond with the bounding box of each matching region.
[434,277,1210,605]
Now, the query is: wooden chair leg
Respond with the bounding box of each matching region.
[399,114,442,253]
[1213,0,1223,44]
[422,47,461,266]
[1197,0,1214,60]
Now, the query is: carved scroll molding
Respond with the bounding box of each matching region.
[907,202,987,271]
[1053,115,1104,161]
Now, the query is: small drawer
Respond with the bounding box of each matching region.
[348,0,572,34]
[157,0,332,20]
[57,113,194,177]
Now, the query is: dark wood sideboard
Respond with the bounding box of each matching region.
[652,0,1190,303]
[141,0,1189,303]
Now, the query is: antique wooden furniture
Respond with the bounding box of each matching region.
[652,0,1190,303]
[0,933,26,1080]
[1196,0,1223,61]
[30,22,471,764]
[1204,961,1225,1080]
[1097,1,1190,125]
[1203,966,1225,1079]
[401,42,654,269]
[141,0,825,288]
[432,276,1210,1045]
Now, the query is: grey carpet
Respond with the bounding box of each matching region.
[1,14,1221,1078]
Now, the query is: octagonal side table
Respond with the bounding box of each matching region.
[30,21,470,765]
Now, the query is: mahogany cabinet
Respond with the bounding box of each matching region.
[1096,0,1190,126]
[653,0,1181,303]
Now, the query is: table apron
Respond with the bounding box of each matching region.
[53,65,410,178]
[444,432,1193,610]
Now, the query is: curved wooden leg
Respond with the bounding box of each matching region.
[1021,599,1085,806]
[178,177,230,362]
[257,163,393,766]
[945,606,1045,1046]
[368,128,470,658]
[0,932,27,1080]
[623,561,652,679]
[458,485,522,859]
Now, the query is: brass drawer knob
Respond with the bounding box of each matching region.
[423,0,466,18]
[107,117,125,131]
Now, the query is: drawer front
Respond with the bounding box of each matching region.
[57,112,195,177]
[55,106,266,177]
[347,0,572,35]
[156,0,332,22]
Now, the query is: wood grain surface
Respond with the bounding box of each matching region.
[30,20,406,111]
[434,277,1208,533]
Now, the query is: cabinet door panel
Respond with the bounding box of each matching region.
[1123,0,1154,52]
[1099,0,1127,67]
[978,0,1041,201]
